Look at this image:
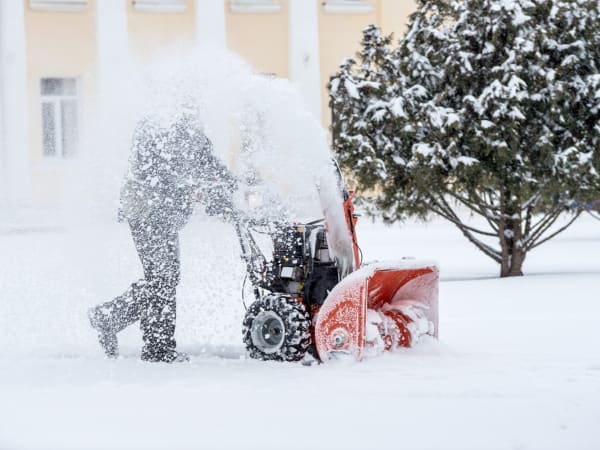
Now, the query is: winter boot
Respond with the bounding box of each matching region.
[88,306,119,358]
[88,281,148,359]
[141,348,190,363]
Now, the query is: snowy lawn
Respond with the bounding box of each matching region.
[1,213,599,450]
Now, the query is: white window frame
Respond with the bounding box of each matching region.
[29,0,86,12]
[40,78,80,159]
[229,0,281,14]
[133,0,187,13]
[323,0,373,14]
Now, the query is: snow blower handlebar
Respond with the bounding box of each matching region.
[230,212,270,301]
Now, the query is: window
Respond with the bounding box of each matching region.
[229,0,281,14]
[133,0,186,13]
[29,0,87,12]
[323,0,373,14]
[41,78,79,158]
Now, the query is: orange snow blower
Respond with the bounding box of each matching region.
[235,162,438,362]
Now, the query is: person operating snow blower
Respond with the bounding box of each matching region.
[88,112,237,363]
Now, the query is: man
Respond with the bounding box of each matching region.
[88,112,237,363]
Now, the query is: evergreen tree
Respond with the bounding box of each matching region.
[330,0,600,277]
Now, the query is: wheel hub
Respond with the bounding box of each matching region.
[251,311,285,354]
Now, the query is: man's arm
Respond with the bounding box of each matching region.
[195,136,238,191]
[189,135,240,220]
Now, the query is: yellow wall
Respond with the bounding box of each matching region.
[225,1,289,77]
[127,0,195,61]
[318,3,378,128]
[24,0,97,204]
[378,0,416,38]
[318,0,415,130]
[19,0,416,205]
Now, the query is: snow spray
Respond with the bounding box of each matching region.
[0,44,340,356]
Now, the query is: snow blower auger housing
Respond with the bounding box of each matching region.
[235,163,438,363]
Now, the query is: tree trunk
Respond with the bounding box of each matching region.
[500,246,525,277]
[499,219,526,277]
[499,191,526,277]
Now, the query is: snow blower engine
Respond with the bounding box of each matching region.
[233,163,439,363]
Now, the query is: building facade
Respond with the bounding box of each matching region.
[0,0,415,207]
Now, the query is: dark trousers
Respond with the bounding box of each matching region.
[95,219,180,359]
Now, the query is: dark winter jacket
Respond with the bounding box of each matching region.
[119,114,236,229]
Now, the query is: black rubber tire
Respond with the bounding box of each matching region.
[242,294,312,362]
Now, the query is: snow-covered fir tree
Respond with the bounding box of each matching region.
[329,0,600,277]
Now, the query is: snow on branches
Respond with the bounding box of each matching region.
[329,0,600,277]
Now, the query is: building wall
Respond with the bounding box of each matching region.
[318,0,415,129]
[379,0,416,39]
[127,0,195,62]
[10,0,416,207]
[318,4,378,128]
[24,0,97,204]
[225,1,289,77]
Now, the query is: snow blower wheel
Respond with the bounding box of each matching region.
[243,294,311,362]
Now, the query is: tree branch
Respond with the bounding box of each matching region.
[523,204,534,241]
[429,196,502,262]
[528,211,582,250]
[448,188,501,213]
[520,193,541,212]
[447,189,500,233]
[524,208,563,248]
[436,194,497,236]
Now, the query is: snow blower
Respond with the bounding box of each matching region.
[234,162,438,363]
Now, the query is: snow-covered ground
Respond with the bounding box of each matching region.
[1,212,599,450]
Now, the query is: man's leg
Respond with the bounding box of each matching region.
[88,280,148,357]
[89,219,155,357]
[129,219,181,362]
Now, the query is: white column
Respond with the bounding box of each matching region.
[95,0,129,88]
[288,0,322,121]
[91,0,131,217]
[195,0,227,48]
[0,0,31,205]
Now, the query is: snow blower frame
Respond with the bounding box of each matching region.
[234,165,439,363]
